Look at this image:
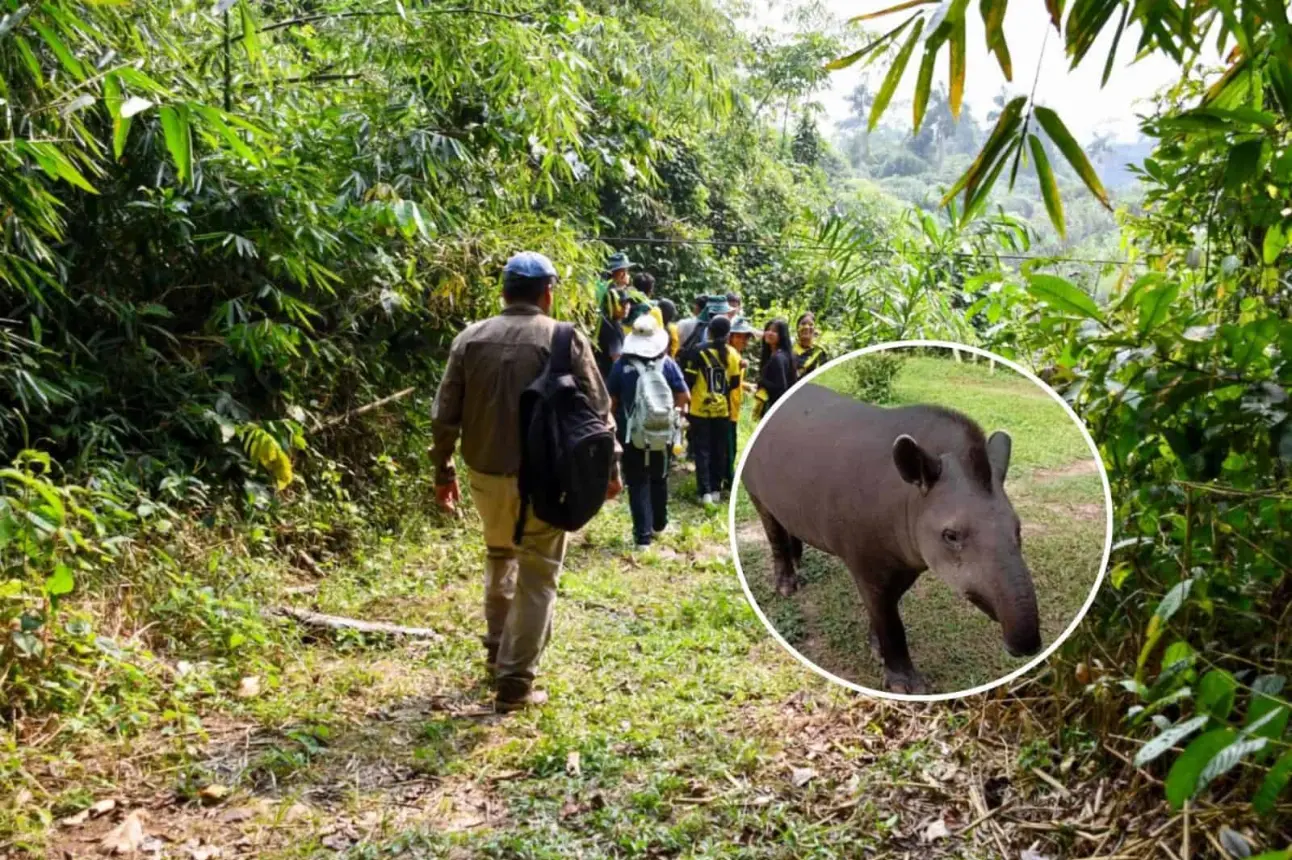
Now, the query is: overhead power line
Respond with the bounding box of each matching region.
[584,235,1158,268]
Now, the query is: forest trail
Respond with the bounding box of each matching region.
[28,477,1179,860]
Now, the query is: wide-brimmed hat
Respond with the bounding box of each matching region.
[622,313,670,357]
[606,252,638,273]
[702,298,733,319]
[729,315,757,335]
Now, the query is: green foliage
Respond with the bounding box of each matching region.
[843,353,904,404]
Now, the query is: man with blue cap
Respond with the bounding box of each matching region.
[431,250,620,712]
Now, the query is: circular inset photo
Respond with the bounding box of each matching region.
[730,342,1112,701]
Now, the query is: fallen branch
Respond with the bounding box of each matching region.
[316,386,416,431]
[272,606,441,640]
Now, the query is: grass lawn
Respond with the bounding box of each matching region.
[733,351,1109,694]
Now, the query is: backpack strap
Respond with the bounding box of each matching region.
[550,322,576,375]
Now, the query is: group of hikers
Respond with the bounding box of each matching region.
[430,249,829,711]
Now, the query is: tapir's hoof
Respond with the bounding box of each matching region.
[883,670,931,695]
[775,577,798,597]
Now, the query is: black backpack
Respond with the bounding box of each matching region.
[514,323,616,543]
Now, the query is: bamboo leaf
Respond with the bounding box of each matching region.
[940,95,1025,206]
[1101,3,1128,87]
[868,17,925,131]
[159,105,192,182]
[980,0,1011,80]
[826,14,918,71]
[238,0,260,66]
[948,12,966,118]
[848,0,937,23]
[119,96,153,118]
[964,138,1017,222]
[912,47,936,130]
[30,20,84,80]
[1033,106,1111,209]
[1029,134,1064,240]
[1044,0,1064,29]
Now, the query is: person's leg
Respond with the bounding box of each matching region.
[691,417,713,496]
[709,417,730,499]
[649,448,669,533]
[495,509,568,707]
[725,420,738,491]
[621,446,652,546]
[467,472,520,666]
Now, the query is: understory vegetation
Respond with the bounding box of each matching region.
[2,0,1290,856]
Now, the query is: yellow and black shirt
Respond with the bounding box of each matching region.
[794,343,829,376]
[684,344,742,419]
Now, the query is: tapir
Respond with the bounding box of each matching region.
[742,383,1042,694]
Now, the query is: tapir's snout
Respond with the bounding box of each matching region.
[967,573,1041,659]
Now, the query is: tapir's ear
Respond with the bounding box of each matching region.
[892,434,941,493]
[987,431,1012,482]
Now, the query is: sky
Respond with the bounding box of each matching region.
[738,0,1212,143]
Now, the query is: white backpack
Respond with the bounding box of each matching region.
[627,358,677,458]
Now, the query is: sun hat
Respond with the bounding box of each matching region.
[729,315,757,335]
[622,313,670,358]
[702,298,733,319]
[502,251,558,279]
[606,252,638,273]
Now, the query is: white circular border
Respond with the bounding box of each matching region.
[727,339,1115,703]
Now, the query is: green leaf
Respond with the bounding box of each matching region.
[1155,578,1192,623]
[868,17,925,131]
[191,104,258,163]
[1263,223,1287,265]
[826,15,919,71]
[1224,139,1264,191]
[980,0,1011,80]
[964,138,1017,221]
[30,20,84,80]
[1033,106,1111,210]
[1135,281,1179,337]
[1029,134,1064,239]
[948,12,966,118]
[848,0,937,22]
[912,47,936,131]
[238,0,261,66]
[1044,0,1063,29]
[1196,670,1238,721]
[44,562,74,596]
[941,95,1025,207]
[1254,751,1292,816]
[1199,736,1267,790]
[159,105,192,183]
[1026,274,1101,320]
[1135,715,1209,767]
[1100,3,1128,87]
[1164,728,1233,809]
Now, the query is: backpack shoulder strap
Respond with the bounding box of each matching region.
[550,322,576,375]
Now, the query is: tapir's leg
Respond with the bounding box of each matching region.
[855,569,930,695]
[749,493,799,597]
[790,536,804,565]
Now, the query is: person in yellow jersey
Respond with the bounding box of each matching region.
[723,315,758,493]
[657,298,681,358]
[681,313,740,506]
[792,311,829,377]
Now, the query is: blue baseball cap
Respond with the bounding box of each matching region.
[502,251,558,279]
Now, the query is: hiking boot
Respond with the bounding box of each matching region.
[495,678,549,712]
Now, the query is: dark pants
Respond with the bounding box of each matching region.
[622,445,669,544]
[690,416,729,497]
[724,421,738,490]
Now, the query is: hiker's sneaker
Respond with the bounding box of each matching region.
[495,679,549,712]
[634,543,651,553]
[653,524,672,536]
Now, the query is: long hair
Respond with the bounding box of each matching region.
[760,318,796,382]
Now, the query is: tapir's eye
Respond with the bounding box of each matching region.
[942,528,962,546]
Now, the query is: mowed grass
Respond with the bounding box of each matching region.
[734,352,1108,694]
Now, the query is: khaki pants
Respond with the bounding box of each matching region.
[468,470,568,689]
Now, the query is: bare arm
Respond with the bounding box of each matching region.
[429,335,466,486]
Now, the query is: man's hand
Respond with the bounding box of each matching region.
[436,479,461,513]
[606,474,623,501]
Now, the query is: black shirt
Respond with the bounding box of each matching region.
[760,350,796,407]
[596,315,623,382]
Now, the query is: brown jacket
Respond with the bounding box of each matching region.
[430,304,613,483]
